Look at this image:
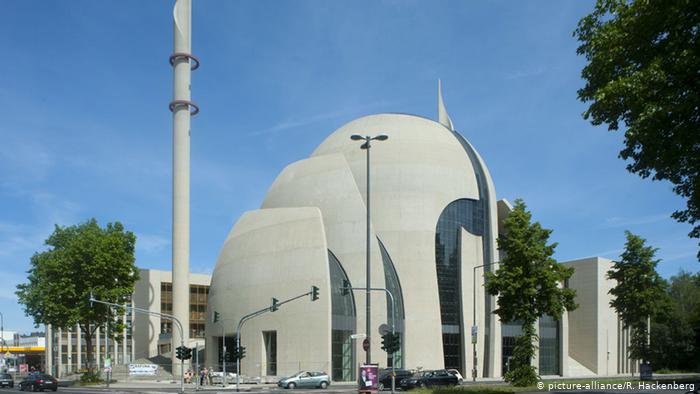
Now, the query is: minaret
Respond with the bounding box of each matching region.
[169,0,199,376]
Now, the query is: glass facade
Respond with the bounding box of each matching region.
[435,199,483,372]
[377,238,405,368]
[263,331,277,376]
[448,130,495,375]
[538,315,560,375]
[328,251,356,381]
[500,321,522,374]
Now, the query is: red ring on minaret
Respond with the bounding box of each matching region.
[169,100,200,116]
[169,52,200,71]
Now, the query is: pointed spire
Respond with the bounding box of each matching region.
[438,79,454,131]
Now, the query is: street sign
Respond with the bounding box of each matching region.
[471,326,478,344]
[362,338,370,351]
[378,324,391,336]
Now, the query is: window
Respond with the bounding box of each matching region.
[329,251,356,382]
[263,331,277,376]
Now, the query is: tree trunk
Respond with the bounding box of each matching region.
[80,325,94,372]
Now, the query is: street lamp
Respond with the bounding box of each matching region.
[472,264,488,382]
[350,133,389,365]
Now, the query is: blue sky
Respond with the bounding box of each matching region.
[1,0,697,334]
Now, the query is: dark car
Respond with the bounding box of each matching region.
[377,369,413,391]
[18,374,57,392]
[0,373,13,388]
[399,369,458,390]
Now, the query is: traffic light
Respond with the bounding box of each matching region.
[183,347,193,360]
[271,297,279,312]
[311,285,319,301]
[390,333,401,354]
[213,311,220,323]
[238,346,246,360]
[381,333,390,352]
[341,279,351,296]
[230,347,238,361]
[175,345,185,360]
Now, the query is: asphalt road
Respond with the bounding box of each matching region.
[2,383,698,394]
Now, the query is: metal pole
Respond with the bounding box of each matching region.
[236,331,241,392]
[222,325,226,387]
[365,137,372,366]
[105,321,109,388]
[195,344,199,391]
[472,264,486,382]
[0,312,5,353]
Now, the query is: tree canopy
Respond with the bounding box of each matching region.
[16,218,140,369]
[574,0,700,260]
[485,199,577,386]
[607,231,666,362]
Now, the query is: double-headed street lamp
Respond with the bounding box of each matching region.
[350,133,389,365]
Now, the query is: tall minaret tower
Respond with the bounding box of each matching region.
[169,0,199,376]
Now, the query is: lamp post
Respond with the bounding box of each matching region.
[0,311,5,352]
[350,133,389,365]
[472,264,487,382]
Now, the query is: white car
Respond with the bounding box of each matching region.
[447,369,464,384]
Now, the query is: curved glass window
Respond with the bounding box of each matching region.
[377,238,405,368]
[538,315,560,375]
[435,130,495,376]
[435,198,482,372]
[328,250,356,381]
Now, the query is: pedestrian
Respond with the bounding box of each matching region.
[200,367,206,386]
[205,366,212,385]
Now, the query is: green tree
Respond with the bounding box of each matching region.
[607,231,666,363]
[16,218,139,371]
[649,271,699,371]
[574,0,700,260]
[485,199,577,386]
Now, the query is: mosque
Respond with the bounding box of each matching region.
[205,84,636,381]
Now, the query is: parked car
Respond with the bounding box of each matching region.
[18,374,58,392]
[399,369,458,390]
[446,369,464,384]
[277,371,330,389]
[377,369,413,391]
[0,373,14,388]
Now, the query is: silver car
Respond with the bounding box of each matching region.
[277,371,330,389]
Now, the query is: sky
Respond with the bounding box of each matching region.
[1,0,697,335]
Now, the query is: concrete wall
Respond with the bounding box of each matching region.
[205,208,332,378]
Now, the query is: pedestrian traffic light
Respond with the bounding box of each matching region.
[213,311,220,323]
[311,285,319,301]
[271,297,279,312]
[341,280,351,296]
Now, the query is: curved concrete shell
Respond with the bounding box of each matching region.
[207,106,502,379]
[206,207,332,376]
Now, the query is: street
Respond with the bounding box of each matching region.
[2,383,699,394]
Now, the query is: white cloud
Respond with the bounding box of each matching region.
[602,214,670,228]
[135,233,170,254]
